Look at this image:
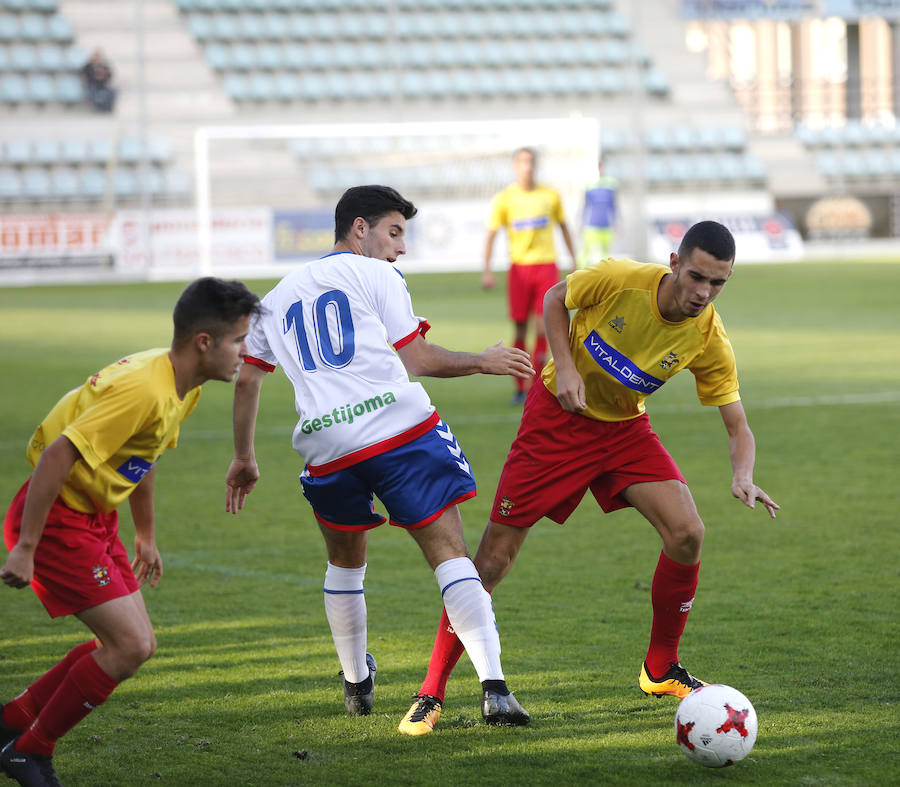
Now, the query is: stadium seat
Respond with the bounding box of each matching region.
[3,0,27,11]
[60,137,87,164]
[794,121,818,147]
[63,43,86,69]
[671,125,696,150]
[237,12,265,39]
[819,124,841,147]
[87,137,112,163]
[273,71,298,100]
[842,120,865,147]
[45,14,73,42]
[79,166,106,199]
[4,138,31,165]
[118,137,142,164]
[230,42,256,70]
[32,0,59,12]
[721,125,747,150]
[248,71,274,100]
[644,67,669,96]
[54,72,81,103]
[282,42,304,69]
[862,149,887,177]
[0,72,26,102]
[148,137,172,163]
[113,167,137,197]
[742,154,767,181]
[261,12,287,39]
[696,125,724,150]
[839,150,865,178]
[164,169,192,196]
[9,42,37,70]
[22,166,51,199]
[0,15,19,42]
[644,156,670,185]
[0,167,21,199]
[211,14,239,40]
[51,166,79,198]
[668,154,693,183]
[19,14,46,42]
[32,137,59,164]
[716,153,743,181]
[27,71,53,102]
[0,44,6,70]
[187,14,213,40]
[36,41,62,70]
[204,43,229,70]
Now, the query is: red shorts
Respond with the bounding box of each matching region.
[4,479,138,618]
[508,262,559,323]
[490,379,686,527]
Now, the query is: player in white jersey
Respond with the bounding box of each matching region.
[225,186,534,732]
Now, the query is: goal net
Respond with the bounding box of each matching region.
[193,117,600,278]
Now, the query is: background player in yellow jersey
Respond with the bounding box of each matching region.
[401,221,780,735]
[483,147,577,404]
[0,278,261,787]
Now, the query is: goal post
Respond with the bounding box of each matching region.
[193,117,600,277]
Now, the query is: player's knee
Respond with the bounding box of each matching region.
[120,632,156,675]
[667,518,704,561]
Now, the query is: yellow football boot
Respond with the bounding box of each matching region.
[639,661,707,699]
[398,694,442,736]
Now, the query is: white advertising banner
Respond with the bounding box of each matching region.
[112,208,272,276]
[0,213,113,270]
[649,214,804,262]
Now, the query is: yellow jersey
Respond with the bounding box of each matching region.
[488,183,565,265]
[26,349,201,514]
[542,258,740,422]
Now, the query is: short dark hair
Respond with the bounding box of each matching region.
[513,146,537,160]
[334,185,417,242]
[172,277,262,346]
[677,220,736,263]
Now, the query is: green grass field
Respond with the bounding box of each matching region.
[1,261,898,786]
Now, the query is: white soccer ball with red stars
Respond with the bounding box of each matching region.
[675,684,758,767]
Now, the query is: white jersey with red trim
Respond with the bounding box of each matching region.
[244,252,435,471]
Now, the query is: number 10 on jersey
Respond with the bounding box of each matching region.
[283,290,356,371]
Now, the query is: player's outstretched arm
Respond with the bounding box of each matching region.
[130,465,162,588]
[719,401,780,519]
[0,435,80,589]
[227,362,266,514]
[397,335,533,380]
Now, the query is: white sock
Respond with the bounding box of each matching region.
[435,557,504,682]
[323,562,369,683]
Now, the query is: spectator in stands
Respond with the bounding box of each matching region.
[577,158,618,269]
[82,49,116,113]
[483,147,577,405]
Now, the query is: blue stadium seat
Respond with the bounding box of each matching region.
[63,43,86,69]
[606,11,630,36]
[60,137,87,164]
[51,166,79,198]
[222,72,248,100]
[113,168,137,197]
[696,126,724,150]
[204,42,229,70]
[842,120,865,147]
[187,13,213,40]
[164,169,192,196]
[889,150,900,176]
[596,68,624,94]
[32,137,59,164]
[45,14,73,42]
[645,126,671,153]
[0,15,19,42]
[31,0,59,11]
[0,72,27,102]
[671,125,696,150]
[27,72,53,102]
[839,151,865,179]
[3,0,27,11]
[330,40,356,68]
[0,44,6,69]
[230,42,256,69]
[36,41,62,70]
[54,72,81,103]
[237,12,265,39]
[118,137,141,164]
[693,154,719,183]
[19,13,46,41]
[794,121,818,147]
[0,167,22,199]
[866,122,891,145]
[247,71,274,100]
[644,67,669,96]
[87,137,112,163]
[79,166,106,199]
[287,13,313,39]
[721,125,746,150]
[818,124,840,147]
[668,154,693,183]
[4,138,31,164]
[282,42,304,68]
[741,154,767,181]
[211,14,239,40]
[148,138,172,163]
[715,153,743,181]
[10,43,37,70]
[22,166,51,199]
[273,71,298,100]
[644,156,670,185]
[261,12,287,39]
[862,149,887,177]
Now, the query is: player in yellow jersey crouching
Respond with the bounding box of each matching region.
[1,278,261,786]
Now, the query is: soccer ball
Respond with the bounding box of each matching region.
[675,684,757,767]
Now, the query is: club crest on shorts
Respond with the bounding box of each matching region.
[92,565,111,587]
[498,497,515,517]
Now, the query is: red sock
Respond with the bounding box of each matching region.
[645,551,700,678]
[16,652,118,756]
[513,338,527,393]
[2,641,98,731]
[533,335,548,378]
[418,607,466,702]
